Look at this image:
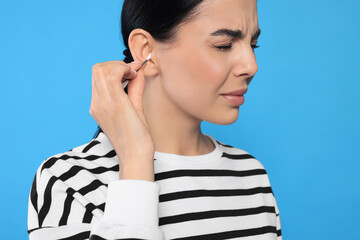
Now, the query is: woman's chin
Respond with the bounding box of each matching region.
[206,108,239,125]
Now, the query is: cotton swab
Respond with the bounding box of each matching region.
[122,53,152,89]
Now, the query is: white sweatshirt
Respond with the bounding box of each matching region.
[28,132,282,239]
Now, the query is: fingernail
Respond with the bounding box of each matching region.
[131,68,137,74]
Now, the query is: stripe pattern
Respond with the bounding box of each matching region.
[28,132,282,239]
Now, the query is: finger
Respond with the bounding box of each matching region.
[106,63,137,100]
[126,61,146,103]
[127,60,143,73]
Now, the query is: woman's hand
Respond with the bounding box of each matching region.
[89,60,155,173]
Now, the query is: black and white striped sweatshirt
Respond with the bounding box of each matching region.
[28,131,282,240]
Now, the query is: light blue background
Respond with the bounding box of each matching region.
[1,0,359,239]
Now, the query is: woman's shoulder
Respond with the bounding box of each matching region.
[213,137,268,172]
[214,137,278,200]
[28,135,120,232]
[33,134,119,190]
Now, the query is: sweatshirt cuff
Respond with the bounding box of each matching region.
[102,179,160,227]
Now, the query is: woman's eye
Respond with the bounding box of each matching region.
[215,44,232,51]
[215,43,260,51]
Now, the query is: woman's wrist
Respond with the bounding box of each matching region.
[119,160,155,182]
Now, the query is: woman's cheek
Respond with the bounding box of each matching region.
[196,47,226,85]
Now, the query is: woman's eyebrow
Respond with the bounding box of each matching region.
[210,28,261,40]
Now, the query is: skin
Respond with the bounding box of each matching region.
[127,0,259,156]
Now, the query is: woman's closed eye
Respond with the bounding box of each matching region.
[214,43,260,51]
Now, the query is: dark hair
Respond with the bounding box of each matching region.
[93,0,206,139]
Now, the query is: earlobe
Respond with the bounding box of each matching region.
[138,53,157,78]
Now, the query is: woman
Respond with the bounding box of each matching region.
[28,0,282,239]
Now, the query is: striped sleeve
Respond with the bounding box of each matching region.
[273,194,282,239]
[267,175,282,239]
[27,159,165,240]
[251,157,282,239]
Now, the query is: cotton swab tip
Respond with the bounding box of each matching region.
[146,53,152,61]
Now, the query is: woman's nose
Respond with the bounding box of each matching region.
[233,45,259,78]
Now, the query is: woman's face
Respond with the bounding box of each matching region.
[153,0,260,125]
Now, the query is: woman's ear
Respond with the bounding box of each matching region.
[128,29,158,77]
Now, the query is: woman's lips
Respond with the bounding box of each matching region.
[221,94,245,106]
[221,88,248,96]
[221,88,247,106]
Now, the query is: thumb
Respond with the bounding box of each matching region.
[127,60,142,72]
[126,59,147,116]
